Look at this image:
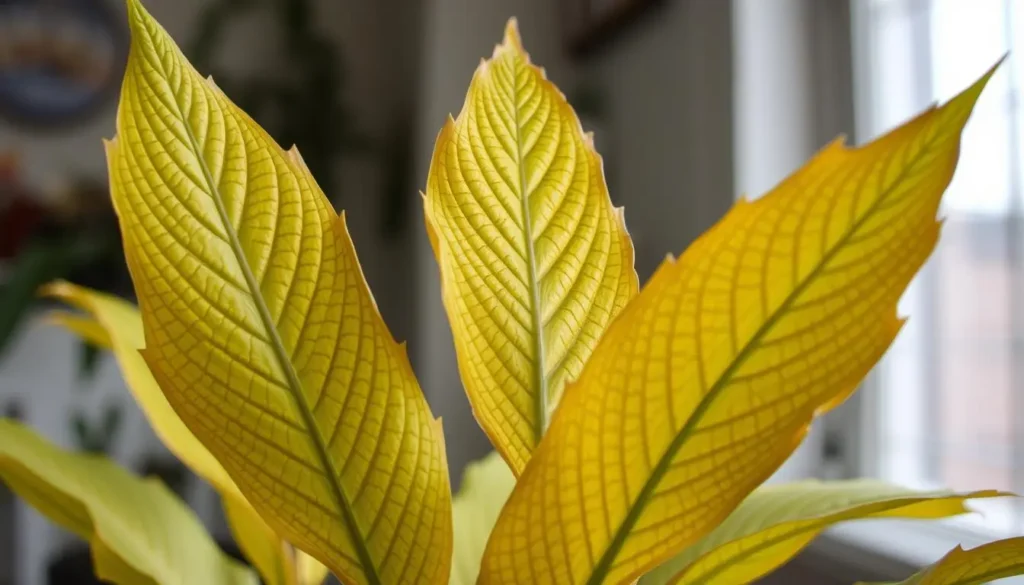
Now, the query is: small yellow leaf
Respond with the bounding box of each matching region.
[46,312,112,348]
[108,2,451,583]
[43,282,232,496]
[479,62,999,585]
[869,537,1024,584]
[43,281,328,585]
[450,453,516,585]
[0,419,256,585]
[424,19,637,475]
[640,481,1007,585]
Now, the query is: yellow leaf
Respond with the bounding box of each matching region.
[640,481,1007,585]
[479,62,1000,585]
[424,19,638,475]
[0,419,256,585]
[107,2,452,583]
[868,537,1024,585]
[43,281,329,585]
[450,453,516,585]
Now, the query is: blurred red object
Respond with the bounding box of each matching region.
[0,152,46,260]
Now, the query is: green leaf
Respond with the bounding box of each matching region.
[450,453,516,585]
[44,281,330,585]
[0,419,256,585]
[640,481,1006,585]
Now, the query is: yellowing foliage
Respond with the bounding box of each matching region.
[2,4,1016,585]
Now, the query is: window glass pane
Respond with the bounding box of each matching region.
[860,0,1022,535]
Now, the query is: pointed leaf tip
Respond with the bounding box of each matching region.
[124,0,149,28]
[36,279,71,299]
[960,54,1004,102]
[503,17,523,52]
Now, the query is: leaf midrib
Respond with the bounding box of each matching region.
[508,59,549,442]
[586,146,928,585]
[142,37,382,584]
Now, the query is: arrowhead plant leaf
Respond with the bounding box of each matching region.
[424,19,638,475]
[477,61,998,585]
[43,281,328,585]
[0,419,256,585]
[640,481,1007,585]
[106,2,451,583]
[866,537,1024,585]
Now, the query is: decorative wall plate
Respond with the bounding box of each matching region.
[0,0,127,128]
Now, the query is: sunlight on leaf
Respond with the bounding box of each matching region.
[0,419,256,585]
[478,59,1000,585]
[640,481,1006,585]
[424,19,637,476]
[105,1,451,583]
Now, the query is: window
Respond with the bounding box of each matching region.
[853,0,1024,535]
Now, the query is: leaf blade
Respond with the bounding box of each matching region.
[424,20,637,475]
[640,481,1006,585]
[109,2,451,583]
[0,419,256,585]
[479,62,999,585]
